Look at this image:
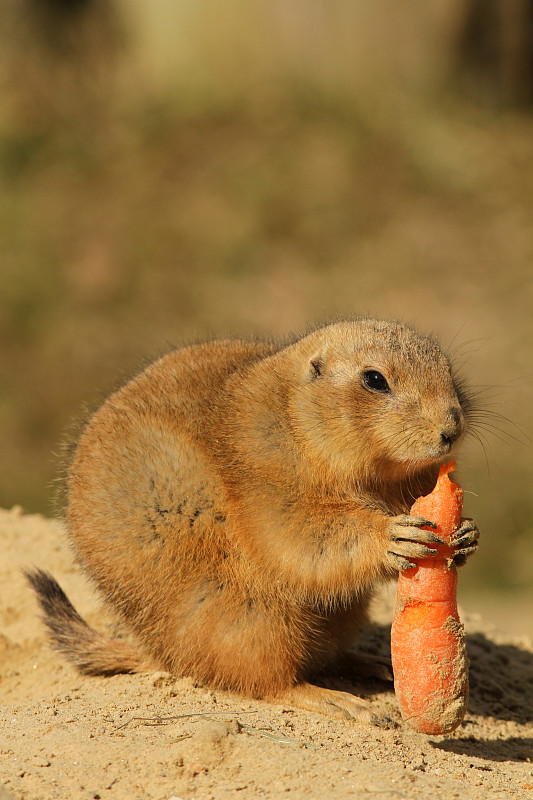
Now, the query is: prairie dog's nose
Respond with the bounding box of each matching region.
[440,406,464,448]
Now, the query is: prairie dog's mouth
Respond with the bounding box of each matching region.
[375,435,462,477]
[381,441,462,479]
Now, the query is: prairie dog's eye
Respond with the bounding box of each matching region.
[362,370,390,393]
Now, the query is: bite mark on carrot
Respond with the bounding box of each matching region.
[390,460,469,735]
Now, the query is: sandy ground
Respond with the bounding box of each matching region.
[1,506,532,800]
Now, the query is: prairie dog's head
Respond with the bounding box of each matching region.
[286,319,470,482]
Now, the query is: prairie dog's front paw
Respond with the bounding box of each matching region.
[386,514,443,572]
[451,517,480,566]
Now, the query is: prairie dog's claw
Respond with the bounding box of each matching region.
[388,553,414,572]
[452,517,480,567]
[386,514,442,571]
[390,515,443,541]
[393,514,439,532]
[272,683,397,728]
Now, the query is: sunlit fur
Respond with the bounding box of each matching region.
[29,319,476,704]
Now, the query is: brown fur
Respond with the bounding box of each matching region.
[28,319,476,724]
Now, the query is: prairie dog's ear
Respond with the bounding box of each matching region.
[308,350,326,379]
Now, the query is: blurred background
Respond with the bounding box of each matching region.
[1,0,531,624]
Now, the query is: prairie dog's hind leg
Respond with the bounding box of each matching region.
[268,682,396,728]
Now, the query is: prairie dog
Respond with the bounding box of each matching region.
[28,319,479,725]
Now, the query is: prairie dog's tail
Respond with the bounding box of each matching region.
[25,569,149,676]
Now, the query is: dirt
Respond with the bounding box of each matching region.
[1,506,532,800]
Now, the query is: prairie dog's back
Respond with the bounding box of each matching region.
[66,339,275,636]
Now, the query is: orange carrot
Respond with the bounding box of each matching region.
[390,460,469,735]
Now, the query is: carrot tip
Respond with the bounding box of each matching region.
[438,460,456,480]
